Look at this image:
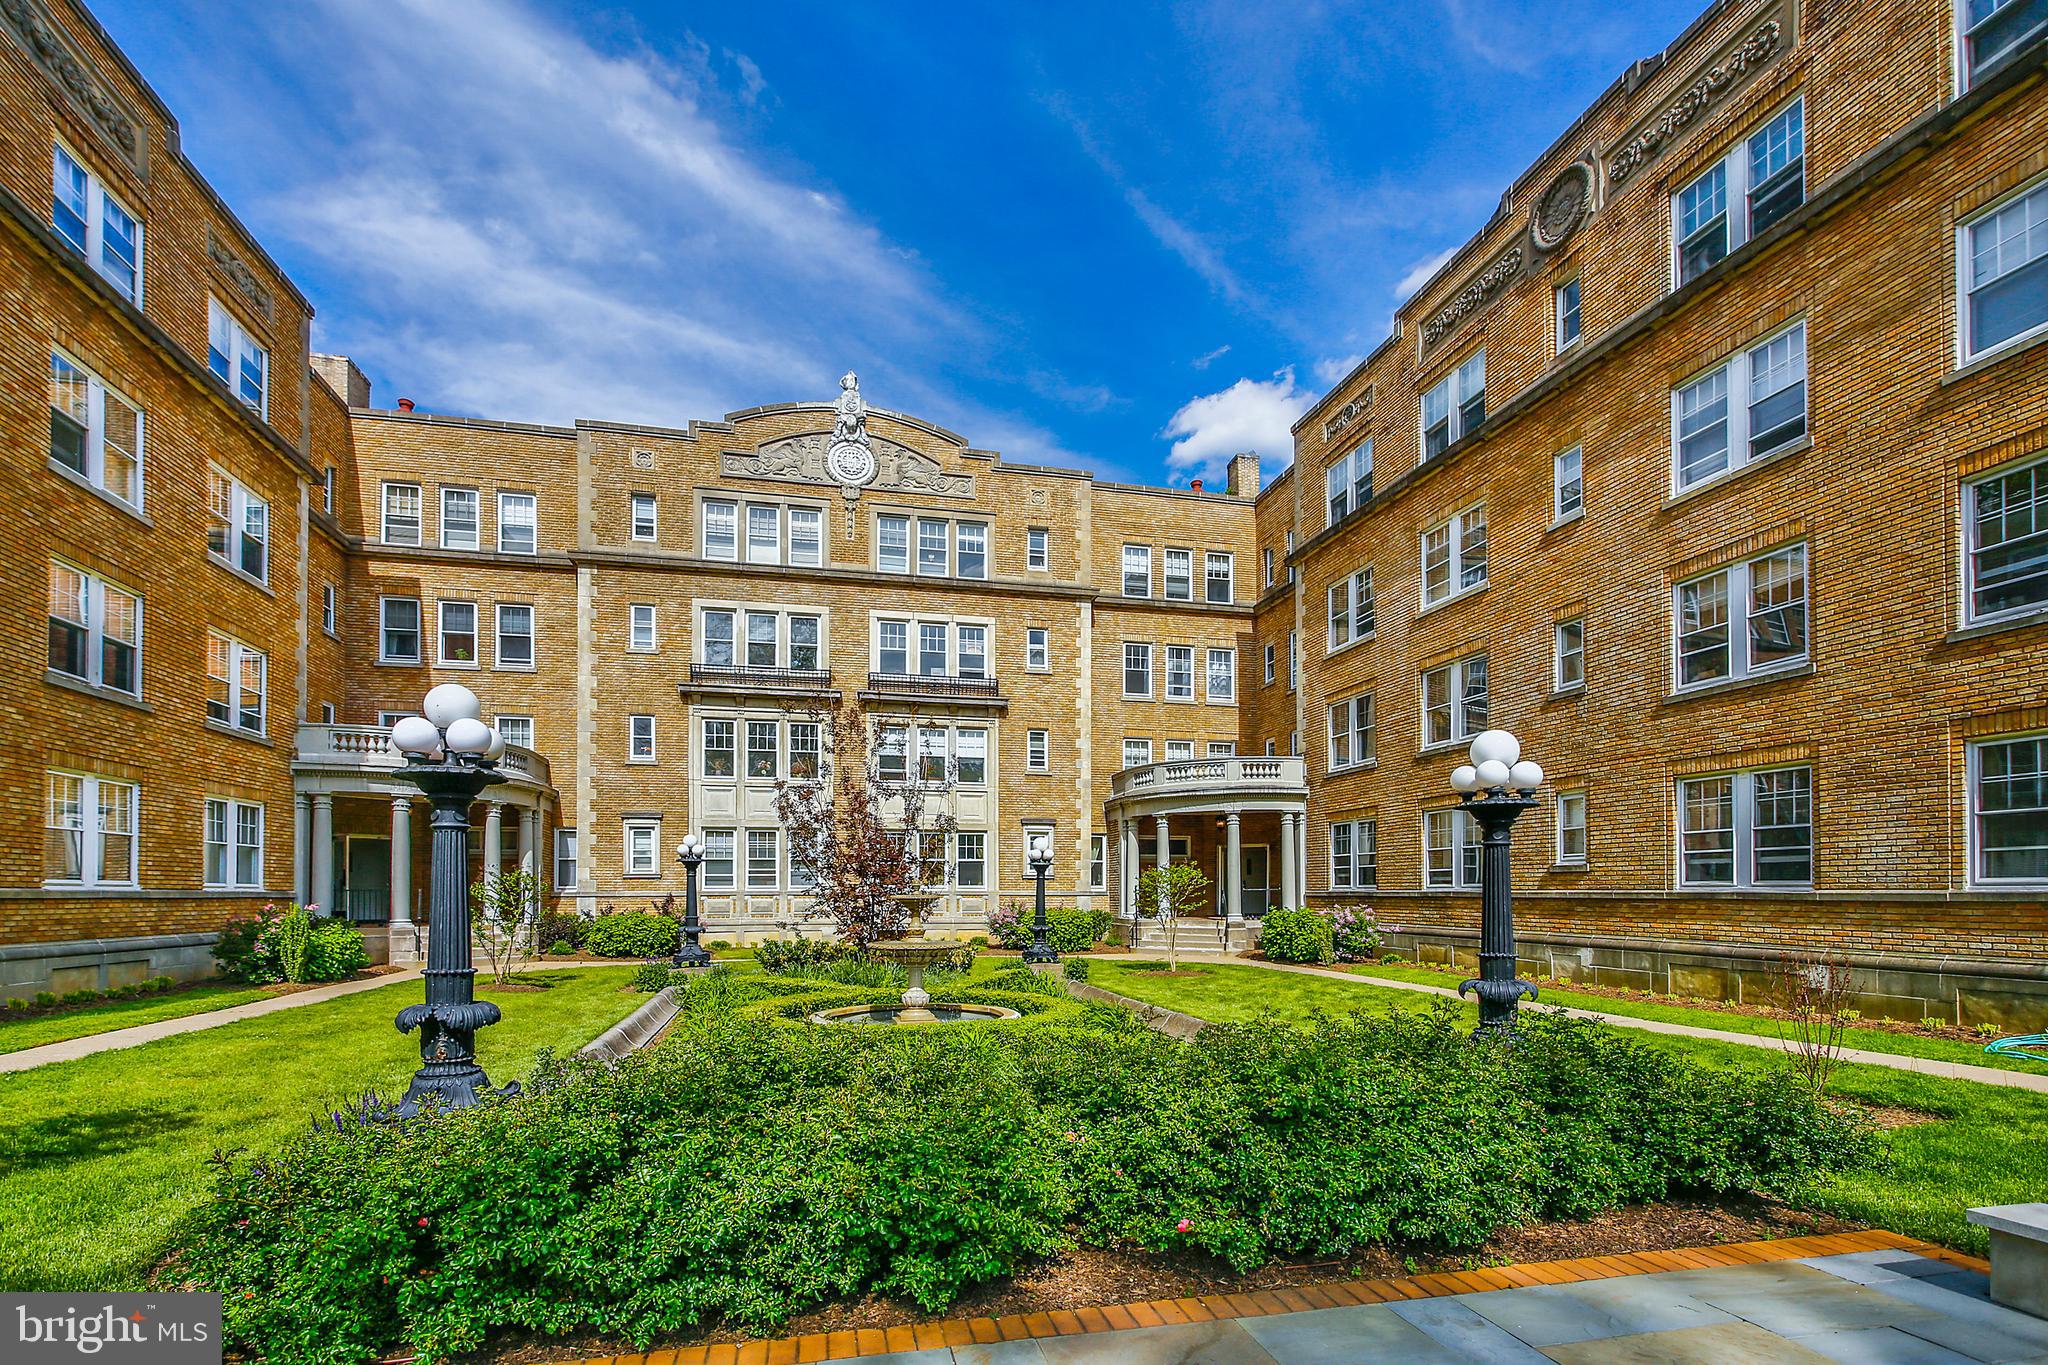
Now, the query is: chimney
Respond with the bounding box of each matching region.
[396,397,416,413]
[1226,450,1261,496]
[310,353,371,408]
[1190,477,1203,493]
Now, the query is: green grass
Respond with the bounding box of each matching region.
[0,967,643,1292]
[1344,961,2044,1075]
[1089,960,2048,1256]
[0,983,278,1055]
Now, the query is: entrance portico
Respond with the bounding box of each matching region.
[1106,756,1308,948]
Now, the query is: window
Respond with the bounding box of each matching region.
[1264,643,1276,685]
[789,507,823,566]
[919,621,948,676]
[748,720,779,778]
[1330,819,1377,889]
[1090,834,1108,891]
[1421,654,1488,748]
[1674,99,1804,286]
[47,561,139,697]
[1675,544,1807,689]
[1966,454,2048,622]
[1026,627,1049,671]
[747,829,780,889]
[440,487,478,549]
[496,604,534,669]
[1328,693,1375,770]
[204,798,264,889]
[1164,548,1193,600]
[1027,729,1049,771]
[1421,350,1485,460]
[437,600,477,666]
[497,493,537,554]
[1021,822,1056,879]
[380,482,421,546]
[553,828,578,889]
[1123,642,1153,697]
[878,620,908,676]
[1680,766,1813,887]
[747,611,778,668]
[702,609,733,666]
[702,829,735,891]
[957,625,988,679]
[1553,445,1584,520]
[1422,808,1481,889]
[1962,180,2048,362]
[876,725,908,783]
[44,771,137,887]
[379,597,420,663]
[790,722,822,780]
[1205,552,1235,604]
[624,820,660,876]
[1673,322,1806,489]
[1288,630,1298,690]
[628,714,656,763]
[954,831,987,889]
[917,518,948,575]
[1206,648,1235,701]
[1554,618,1585,691]
[207,298,269,415]
[1557,790,1588,866]
[1325,441,1374,523]
[916,726,947,783]
[630,493,658,541]
[1123,737,1153,768]
[956,728,988,784]
[496,715,534,749]
[1555,278,1582,351]
[1420,504,1486,608]
[206,633,266,734]
[1327,567,1375,648]
[1964,0,2048,87]
[322,467,335,515]
[51,145,140,301]
[1165,645,1195,701]
[790,614,821,670]
[702,500,738,559]
[629,604,657,653]
[741,503,779,565]
[702,718,736,777]
[1122,544,1152,597]
[1165,740,1195,761]
[1263,548,1274,587]
[1028,526,1050,571]
[209,468,269,582]
[321,584,336,637]
[956,522,988,579]
[48,350,141,506]
[1972,734,2048,884]
[878,515,910,572]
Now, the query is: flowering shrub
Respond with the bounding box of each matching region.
[1257,907,1334,964]
[989,903,1111,953]
[1324,904,1382,962]
[212,904,367,984]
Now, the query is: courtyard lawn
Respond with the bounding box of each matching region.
[0,983,277,1055]
[0,966,642,1293]
[1087,960,2048,1257]
[1345,960,2047,1075]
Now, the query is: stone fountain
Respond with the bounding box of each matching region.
[809,897,1018,1025]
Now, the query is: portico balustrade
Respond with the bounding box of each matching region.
[1105,756,1310,943]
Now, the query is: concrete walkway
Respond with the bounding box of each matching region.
[560,1231,2044,1364]
[1098,951,2048,1094]
[0,958,628,1073]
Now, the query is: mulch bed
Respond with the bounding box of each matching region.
[469,1196,1857,1363]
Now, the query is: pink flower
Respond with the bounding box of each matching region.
[1176,1219,1192,1233]
[417,1217,430,1228]
[1063,1130,1078,1142]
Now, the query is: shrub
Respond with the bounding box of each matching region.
[753,937,850,973]
[300,919,370,982]
[548,940,573,956]
[1259,908,1334,964]
[984,966,1067,998]
[1063,959,1090,981]
[1325,904,1381,962]
[535,911,587,953]
[633,960,674,992]
[582,912,680,959]
[213,905,284,982]
[213,904,365,984]
[989,905,1111,954]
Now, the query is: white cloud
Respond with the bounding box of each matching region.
[1160,369,1312,484]
[1393,245,1459,302]
[1192,343,1232,370]
[1313,353,1365,385]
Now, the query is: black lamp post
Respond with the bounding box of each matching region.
[673,834,711,968]
[1451,730,1543,1039]
[384,684,521,1115]
[1023,834,1058,965]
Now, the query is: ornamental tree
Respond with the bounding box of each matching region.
[1136,861,1211,972]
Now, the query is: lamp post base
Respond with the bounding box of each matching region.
[1459,973,1538,1038]
[384,1061,522,1118]
[672,942,712,968]
[1022,937,1058,966]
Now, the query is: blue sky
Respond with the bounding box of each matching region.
[100,0,1701,487]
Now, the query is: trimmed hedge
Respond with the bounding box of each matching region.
[1258,908,1334,964]
[990,905,1112,954]
[581,912,680,958]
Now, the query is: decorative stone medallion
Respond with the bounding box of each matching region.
[1531,163,1593,253]
[825,371,878,490]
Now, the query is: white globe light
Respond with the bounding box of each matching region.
[1468,729,1521,769]
[1475,759,1512,789]
[445,716,493,755]
[1450,765,1479,794]
[484,727,507,760]
[1031,836,1051,858]
[1509,760,1544,790]
[422,682,482,728]
[678,834,702,858]
[390,715,442,756]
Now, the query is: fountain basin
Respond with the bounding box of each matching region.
[809,1002,1021,1025]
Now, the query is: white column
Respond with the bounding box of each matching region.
[1120,819,1139,919]
[1153,815,1170,915]
[1279,811,1298,913]
[389,796,413,926]
[310,793,334,916]
[293,794,311,905]
[517,806,537,904]
[483,801,503,882]
[1224,809,1243,923]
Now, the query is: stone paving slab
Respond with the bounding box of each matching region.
[549,1230,2025,1365]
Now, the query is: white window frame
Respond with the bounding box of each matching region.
[205,632,266,735]
[209,467,269,584]
[1090,834,1108,891]
[1959,177,2048,366]
[788,505,824,566]
[204,797,265,890]
[746,828,781,890]
[623,819,661,876]
[496,715,534,749]
[702,499,738,560]
[1554,617,1585,692]
[1960,0,2048,91]
[1326,567,1375,650]
[1027,526,1050,571]
[1969,732,2048,887]
[1420,348,1485,462]
[495,603,535,670]
[1205,552,1235,604]
[630,493,658,542]
[1026,627,1049,672]
[1553,445,1584,521]
[1673,543,1808,692]
[44,770,139,889]
[628,714,657,764]
[1122,544,1152,598]
[1421,653,1488,750]
[379,596,421,664]
[629,603,658,653]
[206,297,269,417]
[1164,547,1193,601]
[1327,692,1375,771]
[1421,807,1481,890]
[436,599,479,668]
[1123,641,1153,698]
[1206,647,1236,702]
[1027,729,1050,772]
[1325,440,1374,524]
[46,560,141,698]
[877,514,910,573]
[1164,645,1195,701]
[439,486,479,550]
[497,492,538,555]
[1672,96,1805,289]
[1330,818,1377,890]
[1677,765,1814,889]
[381,481,422,545]
[553,828,578,890]
[48,348,143,508]
[1166,740,1196,761]
[1420,504,1487,609]
[321,584,337,637]
[956,521,988,579]
[1671,320,1808,492]
[1123,737,1153,769]
[1207,741,1236,756]
[51,143,141,302]
[1556,790,1589,867]
[748,503,783,565]
[1555,277,1582,352]
[916,517,949,576]
[1964,452,2048,625]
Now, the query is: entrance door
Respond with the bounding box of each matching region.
[342,836,391,922]
[1240,844,1273,917]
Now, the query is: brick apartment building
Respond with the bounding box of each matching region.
[2,0,2045,1025]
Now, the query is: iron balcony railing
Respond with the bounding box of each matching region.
[864,672,1002,700]
[686,664,834,690]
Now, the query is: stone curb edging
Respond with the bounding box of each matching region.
[579,985,681,1061]
[1063,979,1208,1037]
[543,1229,1974,1364]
